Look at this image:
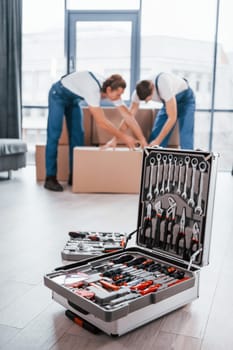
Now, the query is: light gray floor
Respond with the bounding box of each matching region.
[0,166,232,350]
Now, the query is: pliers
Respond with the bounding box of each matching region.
[175,207,187,258]
[189,222,200,257]
[152,201,164,247]
[162,197,176,250]
[142,202,153,246]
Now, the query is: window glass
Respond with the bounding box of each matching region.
[140,0,217,109]
[215,1,233,109]
[212,112,233,170]
[22,0,65,107]
[22,0,65,163]
[67,0,140,10]
[75,21,132,100]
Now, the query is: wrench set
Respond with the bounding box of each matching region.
[44,147,219,336]
[61,231,126,261]
[139,148,214,265]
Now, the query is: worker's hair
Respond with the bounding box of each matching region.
[102,74,126,92]
[136,80,153,100]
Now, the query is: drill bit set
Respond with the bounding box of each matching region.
[44,147,219,336]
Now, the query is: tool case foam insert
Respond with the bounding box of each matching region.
[44,147,219,336]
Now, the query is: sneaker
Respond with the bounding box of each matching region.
[68,174,72,186]
[44,176,64,192]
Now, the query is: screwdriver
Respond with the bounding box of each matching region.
[131,279,153,291]
[112,254,134,264]
[125,256,147,267]
[140,284,161,295]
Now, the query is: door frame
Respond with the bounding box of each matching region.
[65,10,140,97]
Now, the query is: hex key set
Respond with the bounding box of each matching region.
[44,147,219,336]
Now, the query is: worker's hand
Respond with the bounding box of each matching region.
[149,138,160,148]
[139,138,149,148]
[122,134,138,150]
[100,137,117,150]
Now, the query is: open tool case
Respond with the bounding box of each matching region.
[44,147,219,336]
[61,231,126,261]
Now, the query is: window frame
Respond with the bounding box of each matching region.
[65,10,141,99]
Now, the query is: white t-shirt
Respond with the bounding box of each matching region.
[61,71,124,107]
[131,72,188,103]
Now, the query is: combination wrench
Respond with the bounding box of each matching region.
[146,157,156,200]
[165,154,173,193]
[176,160,183,195]
[172,156,177,188]
[195,161,207,216]
[154,153,162,197]
[187,158,198,208]
[160,155,167,195]
[181,156,190,200]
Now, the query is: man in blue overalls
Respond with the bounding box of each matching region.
[44,71,147,191]
[129,72,196,149]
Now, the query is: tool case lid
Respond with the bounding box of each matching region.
[135,147,219,269]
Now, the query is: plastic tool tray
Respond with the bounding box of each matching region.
[61,231,126,261]
[44,147,219,325]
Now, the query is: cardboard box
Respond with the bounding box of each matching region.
[91,108,154,145]
[35,144,69,181]
[59,111,93,146]
[72,147,143,193]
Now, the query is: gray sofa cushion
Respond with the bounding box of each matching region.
[0,139,27,156]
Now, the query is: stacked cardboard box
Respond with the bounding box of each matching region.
[35,108,179,192]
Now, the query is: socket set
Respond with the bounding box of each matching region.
[61,231,126,261]
[44,147,219,336]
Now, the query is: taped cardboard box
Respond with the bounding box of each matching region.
[72,147,143,193]
[35,144,69,181]
[59,110,92,146]
[91,108,154,145]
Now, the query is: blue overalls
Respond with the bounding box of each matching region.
[149,76,196,149]
[45,72,100,177]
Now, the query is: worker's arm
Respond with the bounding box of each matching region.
[116,101,140,133]
[149,97,177,146]
[116,104,147,147]
[88,106,137,149]
[101,101,147,149]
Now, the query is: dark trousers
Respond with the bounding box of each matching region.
[45,81,84,177]
[149,87,196,149]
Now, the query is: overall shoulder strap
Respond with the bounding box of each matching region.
[155,73,165,104]
[88,71,102,90]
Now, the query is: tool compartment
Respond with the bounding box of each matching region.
[61,231,126,261]
[44,147,219,336]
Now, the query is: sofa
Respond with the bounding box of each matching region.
[0,139,27,179]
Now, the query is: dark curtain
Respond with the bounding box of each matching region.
[0,0,22,138]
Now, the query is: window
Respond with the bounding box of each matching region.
[67,11,140,100]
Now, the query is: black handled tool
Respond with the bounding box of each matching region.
[175,208,188,258]
[153,201,164,247]
[162,197,176,250]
